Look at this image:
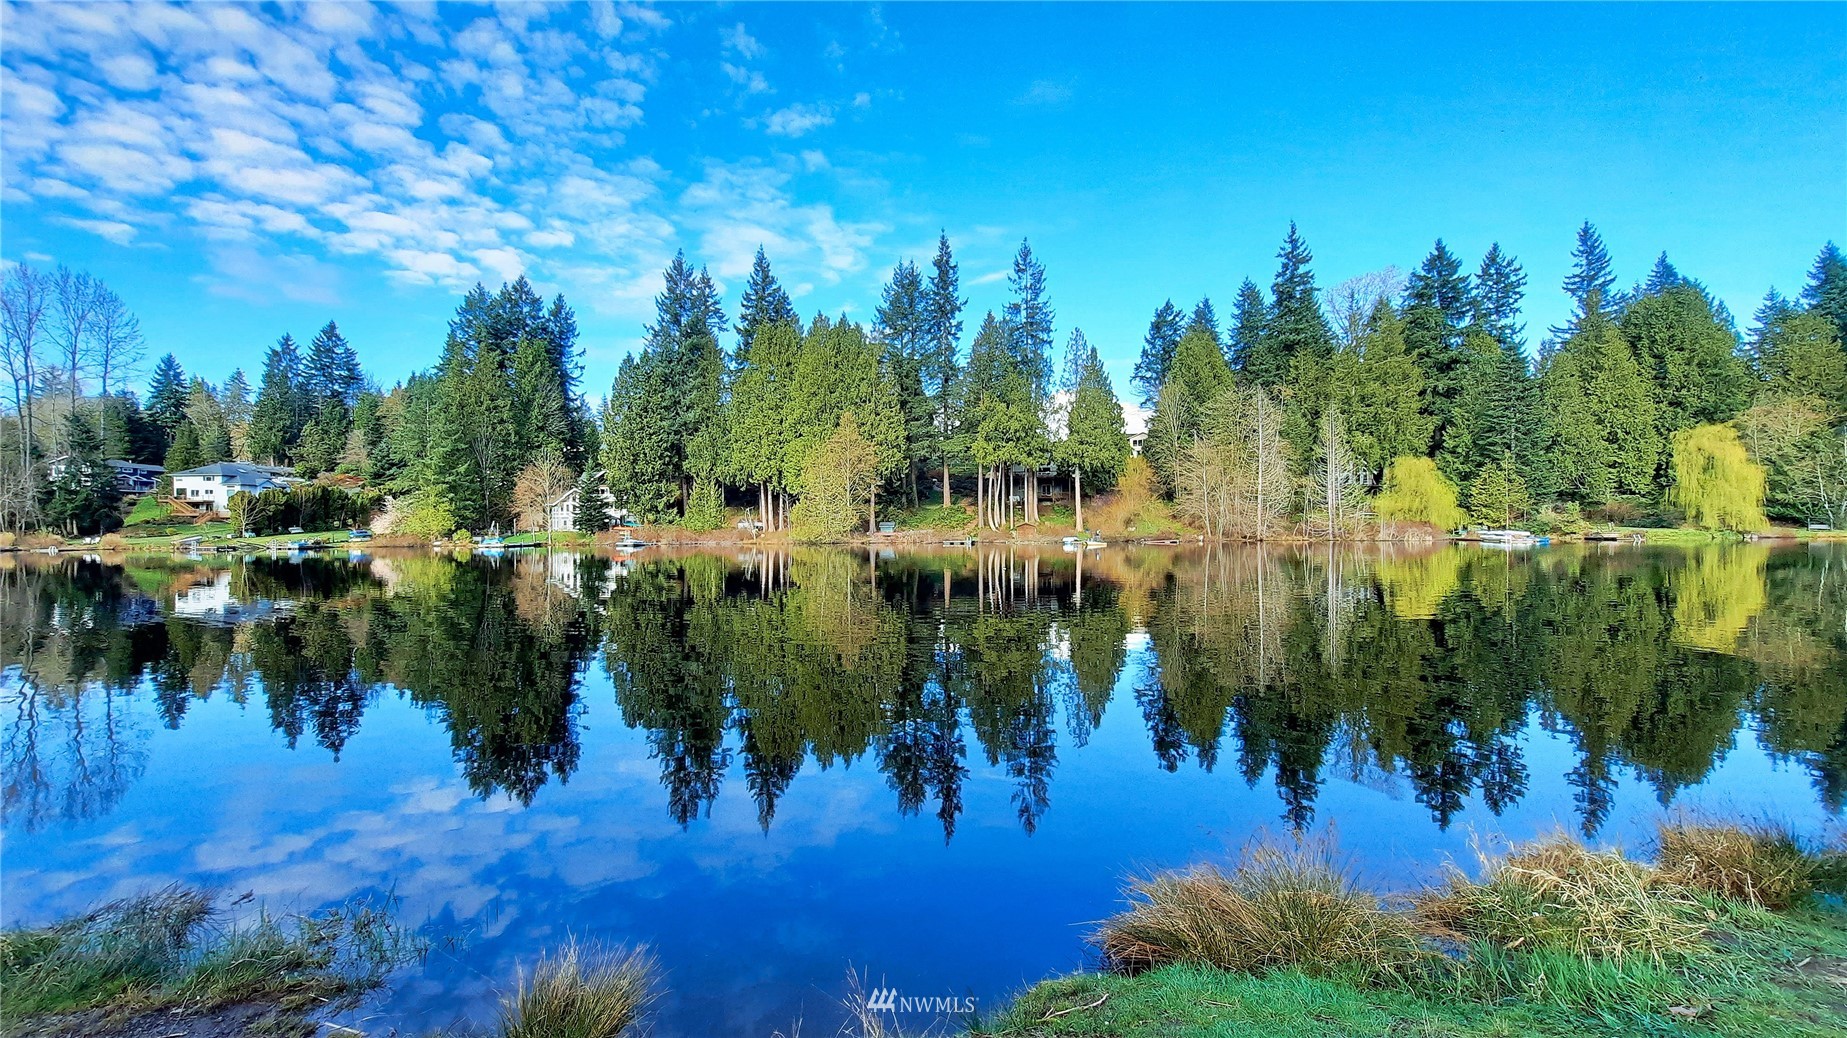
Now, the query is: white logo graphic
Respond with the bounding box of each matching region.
[861,984,977,1016]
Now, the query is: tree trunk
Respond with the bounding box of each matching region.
[869,481,877,535]
[1074,467,1083,533]
[942,461,950,509]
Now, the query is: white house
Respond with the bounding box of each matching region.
[170,462,298,512]
[545,472,623,531]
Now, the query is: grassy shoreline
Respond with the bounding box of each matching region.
[7,822,1841,1037]
[979,822,1847,1038]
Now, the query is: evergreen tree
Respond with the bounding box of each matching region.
[1441,329,1548,493]
[735,245,798,366]
[1402,239,1476,446]
[1620,283,1751,440]
[1327,300,1436,476]
[247,335,304,465]
[1555,220,1621,338]
[1132,299,1185,406]
[1541,324,1660,501]
[1644,252,1685,294]
[1144,328,1234,488]
[726,321,802,527]
[164,418,202,476]
[1473,243,1527,351]
[1003,238,1056,400]
[1186,297,1220,340]
[1249,223,1332,386]
[573,465,610,533]
[1060,343,1129,531]
[921,233,965,505]
[1759,311,1847,412]
[601,353,680,522]
[876,259,932,501]
[219,369,253,432]
[1227,279,1269,374]
[145,354,188,442]
[511,334,571,460]
[1056,327,1091,396]
[306,321,362,407]
[44,411,121,535]
[1747,289,1796,370]
[1802,242,1847,342]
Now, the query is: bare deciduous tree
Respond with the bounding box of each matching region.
[513,448,575,533]
[1325,267,1405,349]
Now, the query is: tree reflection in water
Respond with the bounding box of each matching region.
[3,543,1843,838]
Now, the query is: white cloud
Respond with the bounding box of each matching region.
[1,0,896,328]
[762,102,834,138]
[720,22,764,60]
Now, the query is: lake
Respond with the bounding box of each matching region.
[2,542,1842,1035]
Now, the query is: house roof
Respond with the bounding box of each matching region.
[171,462,295,480]
[105,460,164,473]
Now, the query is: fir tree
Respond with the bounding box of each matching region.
[145,354,188,441]
[1644,252,1685,294]
[1620,284,1751,439]
[1003,238,1055,400]
[1555,220,1621,338]
[1759,311,1847,412]
[876,259,932,501]
[1473,243,1528,350]
[1249,223,1332,386]
[306,321,362,407]
[573,465,610,533]
[219,369,253,430]
[1144,328,1233,488]
[1132,299,1185,406]
[1802,241,1847,342]
[164,418,202,475]
[44,411,121,535]
[1328,300,1436,476]
[1227,279,1269,374]
[1402,239,1476,432]
[1747,289,1796,371]
[735,245,798,365]
[247,335,304,465]
[1542,324,1660,501]
[921,233,965,505]
[1058,328,1091,395]
[1060,342,1130,531]
[1187,296,1220,340]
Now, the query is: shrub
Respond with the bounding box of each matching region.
[1096,836,1427,982]
[1655,819,1818,910]
[1417,833,1707,964]
[498,941,654,1038]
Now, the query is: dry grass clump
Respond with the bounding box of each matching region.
[498,940,655,1038]
[1417,833,1707,964]
[1096,836,1426,982]
[1655,819,1819,910]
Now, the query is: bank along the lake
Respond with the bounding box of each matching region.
[2,544,1843,1035]
[6,820,1844,1038]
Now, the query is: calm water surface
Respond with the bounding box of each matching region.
[3,543,1843,1034]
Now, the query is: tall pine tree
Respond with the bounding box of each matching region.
[921,233,965,505]
[1132,299,1185,406]
[734,245,798,366]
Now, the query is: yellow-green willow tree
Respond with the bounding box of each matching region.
[1668,424,1767,532]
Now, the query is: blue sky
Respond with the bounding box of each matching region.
[3,2,1843,399]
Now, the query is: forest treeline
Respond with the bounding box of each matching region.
[3,546,1844,837]
[4,225,1844,537]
